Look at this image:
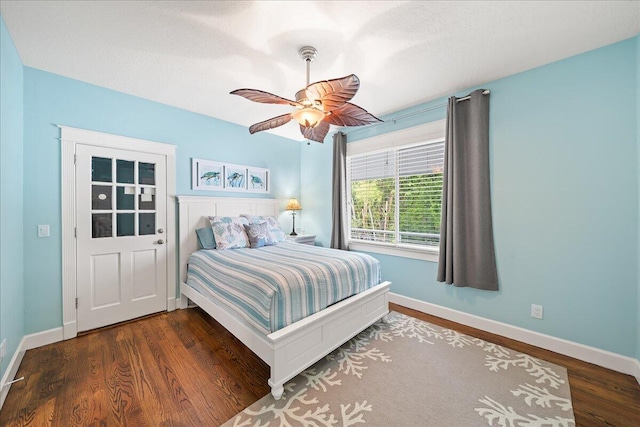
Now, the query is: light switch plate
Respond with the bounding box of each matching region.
[37,224,50,237]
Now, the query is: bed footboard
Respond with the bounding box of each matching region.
[266,281,390,399]
[180,280,390,400]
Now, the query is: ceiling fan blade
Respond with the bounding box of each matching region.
[324,102,383,127]
[231,89,301,107]
[306,74,360,112]
[300,120,330,143]
[249,114,293,134]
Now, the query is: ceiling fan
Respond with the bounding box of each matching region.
[231,46,382,143]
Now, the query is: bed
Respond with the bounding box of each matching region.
[177,196,390,399]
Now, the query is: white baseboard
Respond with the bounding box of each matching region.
[179,293,189,309]
[167,296,176,312]
[390,293,640,383]
[23,327,64,351]
[0,327,64,410]
[632,358,640,385]
[0,337,26,410]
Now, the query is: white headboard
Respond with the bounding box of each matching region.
[177,195,280,283]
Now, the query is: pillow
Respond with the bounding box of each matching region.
[208,216,250,250]
[243,222,275,248]
[240,214,287,243]
[195,226,216,249]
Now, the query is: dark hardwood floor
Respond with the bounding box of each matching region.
[1,303,639,426]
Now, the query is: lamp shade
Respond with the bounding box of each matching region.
[286,198,302,211]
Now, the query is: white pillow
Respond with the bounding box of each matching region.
[240,214,287,243]
[207,216,250,250]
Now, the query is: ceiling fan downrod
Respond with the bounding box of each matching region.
[298,46,317,87]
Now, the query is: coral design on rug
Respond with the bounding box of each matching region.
[223,312,575,427]
[476,395,574,427]
[229,333,386,426]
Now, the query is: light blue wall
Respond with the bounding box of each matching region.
[637,33,640,362]
[303,37,639,357]
[5,20,639,362]
[22,68,300,334]
[0,16,25,379]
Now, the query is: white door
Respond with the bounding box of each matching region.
[76,145,167,332]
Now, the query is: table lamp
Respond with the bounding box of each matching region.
[286,197,302,236]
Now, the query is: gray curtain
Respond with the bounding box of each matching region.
[437,89,498,290]
[330,131,349,250]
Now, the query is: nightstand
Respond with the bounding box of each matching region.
[285,234,316,245]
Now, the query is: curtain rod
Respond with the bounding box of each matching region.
[455,89,490,103]
[343,89,490,136]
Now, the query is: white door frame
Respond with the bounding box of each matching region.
[60,125,176,340]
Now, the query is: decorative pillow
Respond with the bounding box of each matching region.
[240,214,287,243]
[243,222,275,248]
[208,216,250,250]
[195,226,216,249]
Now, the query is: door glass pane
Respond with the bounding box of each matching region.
[92,213,112,238]
[116,160,134,184]
[116,186,135,210]
[92,157,112,182]
[139,213,155,235]
[139,162,155,185]
[139,187,155,210]
[92,185,112,210]
[117,213,135,236]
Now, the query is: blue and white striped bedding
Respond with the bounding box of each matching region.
[186,242,381,335]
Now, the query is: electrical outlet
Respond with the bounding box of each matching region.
[0,338,6,359]
[531,304,544,320]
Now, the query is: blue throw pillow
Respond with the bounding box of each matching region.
[243,222,275,248]
[241,214,287,243]
[195,226,216,249]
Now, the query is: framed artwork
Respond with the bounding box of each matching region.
[225,165,247,189]
[192,158,270,193]
[192,159,224,191]
[247,167,269,193]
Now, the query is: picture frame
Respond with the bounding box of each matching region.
[225,165,247,190]
[192,158,270,194]
[246,166,269,193]
[192,158,224,191]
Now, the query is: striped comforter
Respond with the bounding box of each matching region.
[186,242,381,335]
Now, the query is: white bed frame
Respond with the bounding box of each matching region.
[177,195,390,399]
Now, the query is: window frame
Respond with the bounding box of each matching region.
[346,120,445,262]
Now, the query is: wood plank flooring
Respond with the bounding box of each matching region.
[1,303,639,426]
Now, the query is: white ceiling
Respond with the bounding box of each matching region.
[2,1,639,141]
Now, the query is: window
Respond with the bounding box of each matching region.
[346,120,445,258]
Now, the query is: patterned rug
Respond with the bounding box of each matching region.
[223,312,575,426]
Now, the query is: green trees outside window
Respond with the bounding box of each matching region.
[349,140,444,248]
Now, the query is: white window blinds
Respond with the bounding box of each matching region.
[348,139,445,249]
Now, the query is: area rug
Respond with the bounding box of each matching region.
[223,312,575,426]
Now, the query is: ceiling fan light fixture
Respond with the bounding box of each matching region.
[292,107,325,128]
[230,45,382,142]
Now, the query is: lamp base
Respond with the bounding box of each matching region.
[290,212,297,236]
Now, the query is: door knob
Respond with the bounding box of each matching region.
[158,228,164,234]
[157,239,165,245]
